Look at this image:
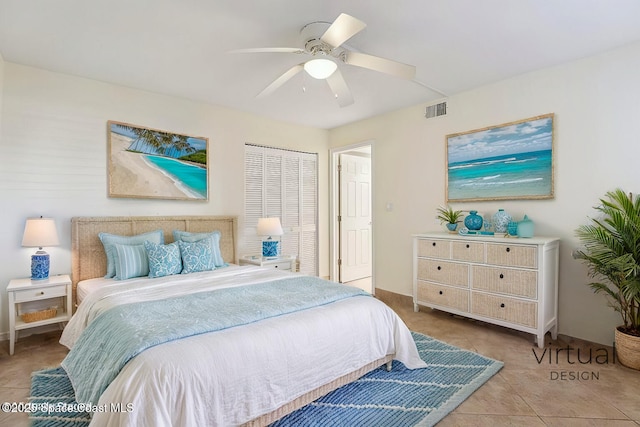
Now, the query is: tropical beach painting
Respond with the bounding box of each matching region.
[108,121,208,201]
[446,114,554,202]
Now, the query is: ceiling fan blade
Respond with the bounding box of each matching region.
[257,64,304,98]
[229,47,305,54]
[321,13,366,48]
[326,68,354,107]
[345,51,416,80]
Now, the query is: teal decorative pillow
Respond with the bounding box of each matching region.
[178,240,215,274]
[144,241,182,278]
[113,243,149,280]
[99,230,164,278]
[173,230,225,267]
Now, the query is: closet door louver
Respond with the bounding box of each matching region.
[244,144,318,276]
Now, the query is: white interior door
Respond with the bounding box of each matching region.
[339,153,372,285]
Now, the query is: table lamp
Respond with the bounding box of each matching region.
[257,217,283,258]
[22,217,60,280]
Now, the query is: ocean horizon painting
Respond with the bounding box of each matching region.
[446,114,554,202]
[108,121,208,201]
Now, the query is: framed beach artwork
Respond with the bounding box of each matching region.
[445,114,554,202]
[107,121,208,201]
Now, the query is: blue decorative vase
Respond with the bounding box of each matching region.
[517,215,535,238]
[492,209,512,234]
[464,210,483,231]
[507,221,519,236]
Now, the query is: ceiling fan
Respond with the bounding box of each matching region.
[231,13,416,107]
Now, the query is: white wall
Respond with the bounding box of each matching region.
[0,63,330,337]
[329,41,640,346]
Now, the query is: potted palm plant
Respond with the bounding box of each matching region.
[575,188,640,370]
[436,205,464,233]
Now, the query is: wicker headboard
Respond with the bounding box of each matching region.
[71,215,238,306]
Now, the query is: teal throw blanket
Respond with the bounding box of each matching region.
[62,276,368,404]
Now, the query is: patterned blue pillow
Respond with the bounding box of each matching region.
[99,230,164,278]
[173,230,225,267]
[178,240,215,274]
[113,243,149,280]
[144,241,182,278]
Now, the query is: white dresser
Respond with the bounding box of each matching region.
[412,233,559,348]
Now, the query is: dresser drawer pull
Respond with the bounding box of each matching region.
[39,291,45,295]
[432,242,436,247]
[500,303,505,308]
[274,265,278,268]
[506,247,511,252]
[439,290,443,295]
[499,273,504,279]
[466,244,470,248]
[437,266,441,270]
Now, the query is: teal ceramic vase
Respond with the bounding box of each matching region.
[492,209,512,233]
[464,210,483,231]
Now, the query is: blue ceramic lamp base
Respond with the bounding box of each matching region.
[31,250,50,280]
[262,240,280,258]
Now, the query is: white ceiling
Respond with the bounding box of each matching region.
[1,0,640,129]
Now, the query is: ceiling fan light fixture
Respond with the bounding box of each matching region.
[304,58,337,79]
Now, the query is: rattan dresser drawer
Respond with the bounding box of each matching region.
[416,239,451,258]
[486,243,537,268]
[417,282,469,312]
[472,265,537,298]
[451,241,485,262]
[471,292,537,328]
[416,259,468,287]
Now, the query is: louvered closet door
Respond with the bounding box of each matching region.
[244,144,318,276]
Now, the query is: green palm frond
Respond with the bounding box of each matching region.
[575,189,640,333]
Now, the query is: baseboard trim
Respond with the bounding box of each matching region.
[0,324,61,342]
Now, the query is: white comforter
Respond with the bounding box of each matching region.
[61,266,426,426]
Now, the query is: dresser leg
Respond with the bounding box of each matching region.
[413,303,419,312]
[536,333,545,349]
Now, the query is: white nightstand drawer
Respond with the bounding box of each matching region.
[269,261,291,270]
[239,256,296,272]
[13,285,67,303]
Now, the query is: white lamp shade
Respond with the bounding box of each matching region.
[22,217,60,248]
[256,217,284,236]
[304,58,337,79]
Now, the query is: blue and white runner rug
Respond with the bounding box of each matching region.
[29,332,503,427]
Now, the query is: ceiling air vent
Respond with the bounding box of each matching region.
[425,101,447,119]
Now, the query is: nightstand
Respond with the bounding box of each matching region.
[239,255,297,272]
[7,274,72,355]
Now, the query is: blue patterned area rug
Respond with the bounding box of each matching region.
[271,332,503,426]
[29,332,502,427]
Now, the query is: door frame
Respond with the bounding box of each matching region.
[329,140,375,292]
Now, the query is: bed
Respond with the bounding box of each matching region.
[61,215,426,426]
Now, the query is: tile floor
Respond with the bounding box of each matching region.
[1,290,639,426]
